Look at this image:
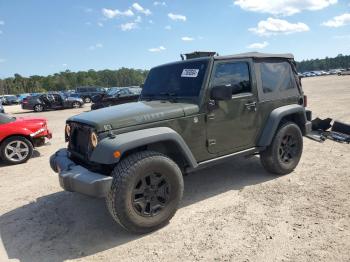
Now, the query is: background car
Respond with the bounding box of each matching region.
[22,93,84,112]
[91,86,141,110]
[0,101,4,113]
[1,95,20,105]
[338,68,350,76]
[75,86,106,103]
[0,113,52,164]
[16,93,31,104]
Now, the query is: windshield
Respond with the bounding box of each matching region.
[141,59,209,99]
[0,113,16,124]
[68,93,79,98]
[6,96,17,100]
[107,88,121,96]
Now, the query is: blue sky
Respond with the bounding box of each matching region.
[0,0,349,78]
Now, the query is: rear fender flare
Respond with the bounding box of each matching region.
[257,104,307,147]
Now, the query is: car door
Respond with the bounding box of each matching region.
[206,59,260,154]
[50,94,63,108]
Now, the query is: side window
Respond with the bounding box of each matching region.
[212,62,251,94]
[260,62,295,93]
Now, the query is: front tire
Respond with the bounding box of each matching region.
[260,122,303,175]
[72,101,81,108]
[106,151,184,234]
[84,97,91,103]
[0,136,33,165]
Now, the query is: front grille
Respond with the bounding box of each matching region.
[67,122,93,160]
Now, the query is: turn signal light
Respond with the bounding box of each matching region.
[113,150,121,158]
[65,124,71,137]
[90,132,98,148]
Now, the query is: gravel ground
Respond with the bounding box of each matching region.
[0,75,349,262]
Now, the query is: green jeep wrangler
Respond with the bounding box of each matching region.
[50,52,312,233]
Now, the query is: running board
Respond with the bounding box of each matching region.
[185,147,259,173]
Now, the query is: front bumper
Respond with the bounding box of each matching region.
[50,149,112,198]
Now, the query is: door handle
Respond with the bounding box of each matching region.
[245,102,257,111]
[207,113,215,120]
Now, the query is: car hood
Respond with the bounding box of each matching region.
[2,116,47,131]
[68,101,199,131]
[16,117,47,127]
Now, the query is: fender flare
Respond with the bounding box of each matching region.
[257,104,307,147]
[90,127,198,168]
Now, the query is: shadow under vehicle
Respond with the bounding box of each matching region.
[1,156,274,262]
[91,87,141,110]
[22,93,84,112]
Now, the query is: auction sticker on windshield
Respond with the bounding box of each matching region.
[181,69,199,78]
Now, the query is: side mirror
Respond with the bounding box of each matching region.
[210,85,232,101]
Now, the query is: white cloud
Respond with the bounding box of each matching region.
[181,36,194,41]
[102,8,134,19]
[120,22,138,31]
[247,41,269,49]
[234,0,337,16]
[0,21,4,25]
[88,43,103,50]
[132,3,151,16]
[135,16,142,23]
[0,58,6,63]
[97,22,104,27]
[333,34,350,39]
[62,63,68,67]
[154,1,166,6]
[149,20,154,24]
[148,46,166,52]
[249,17,310,36]
[164,25,172,30]
[168,13,186,21]
[322,13,350,27]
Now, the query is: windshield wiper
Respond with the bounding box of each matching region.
[159,92,178,102]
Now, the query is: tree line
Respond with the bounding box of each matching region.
[296,54,350,72]
[0,54,349,95]
[0,68,149,95]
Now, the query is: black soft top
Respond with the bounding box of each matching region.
[215,52,294,60]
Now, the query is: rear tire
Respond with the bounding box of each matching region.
[106,151,184,234]
[0,136,33,165]
[33,104,44,112]
[260,122,303,175]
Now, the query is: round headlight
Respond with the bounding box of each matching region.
[65,124,71,137]
[90,132,98,148]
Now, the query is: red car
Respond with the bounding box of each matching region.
[0,113,52,164]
